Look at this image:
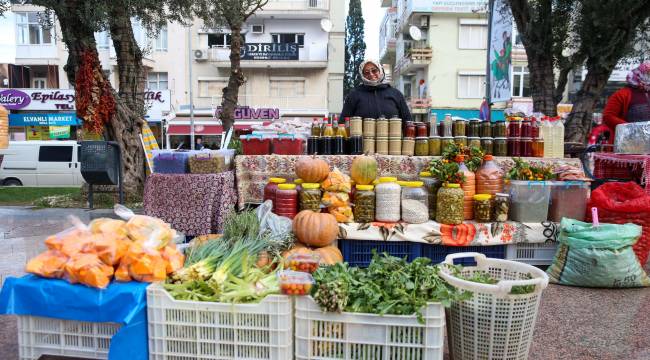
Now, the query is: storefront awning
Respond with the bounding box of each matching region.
[9,113,81,126]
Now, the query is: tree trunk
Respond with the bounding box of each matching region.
[220,23,245,133]
[564,65,611,143]
[49,0,145,199]
[527,53,558,116]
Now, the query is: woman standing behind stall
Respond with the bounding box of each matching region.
[340,60,412,124]
[603,62,650,137]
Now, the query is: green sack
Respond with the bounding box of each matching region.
[547,218,650,288]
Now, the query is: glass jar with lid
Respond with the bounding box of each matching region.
[299,183,322,212]
[473,194,492,223]
[419,171,442,220]
[508,119,522,138]
[493,120,507,138]
[454,136,468,148]
[493,193,510,222]
[264,177,287,212]
[401,181,429,224]
[468,137,481,149]
[375,177,401,222]
[415,137,429,156]
[375,117,389,137]
[416,122,428,137]
[521,118,532,138]
[350,116,363,136]
[363,118,376,137]
[389,117,402,137]
[468,119,481,137]
[353,185,375,223]
[402,138,415,156]
[428,136,441,156]
[443,114,454,137]
[405,121,416,138]
[480,120,492,138]
[453,118,467,137]
[436,183,464,225]
[275,183,298,219]
[441,137,455,152]
[494,137,507,156]
[520,137,533,157]
[481,137,494,155]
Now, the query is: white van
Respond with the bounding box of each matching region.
[0,141,84,186]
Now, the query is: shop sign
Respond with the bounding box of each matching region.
[9,113,80,126]
[49,126,71,139]
[241,43,299,61]
[26,126,43,140]
[427,0,486,13]
[145,90,172,117]
[214,106,280,120]
[0,89,32,110]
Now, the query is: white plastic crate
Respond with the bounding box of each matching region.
[147,283,292,360]
[506,242,559,265]
[294,296,445,360]
[17,315,121,360]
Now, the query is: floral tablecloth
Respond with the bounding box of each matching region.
[143,172,237,236]
[234,154,584,209]
[338,220,559,246]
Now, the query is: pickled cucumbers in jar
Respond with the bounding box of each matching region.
[299,183,322,212]
[436,184,464,225]
[353,185,375,223]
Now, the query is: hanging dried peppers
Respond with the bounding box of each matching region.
[76,50,115,134]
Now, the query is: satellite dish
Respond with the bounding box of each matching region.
[409,25,422,41]
[320,18,333,32]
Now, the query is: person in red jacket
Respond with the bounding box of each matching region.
[603,62,650,136]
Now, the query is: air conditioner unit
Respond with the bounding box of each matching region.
[193,49,208,61]
[420,16,429,28]
[251,24,264,34]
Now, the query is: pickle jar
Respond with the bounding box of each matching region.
[468,119,481,138]
[480,120,492,138]
[401,181,429,224]
[493,193,510,222]
[441,137,455,152]
[468,136,481,149]
[481,137,494,155]
[436,183,465,225]
[419,171,441,220]
[415,137,429,156]
[454,136,468,148]
[494,137,507,156]
[453,118,467,137]
[493,120,507,138]
[353,185,375,223]
[429,136,442,156]
[299,183,322,212]
[473,194,492,222]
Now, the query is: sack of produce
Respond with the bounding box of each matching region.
[587,182,650,266]
[547,218,650,288]
[64,253,115,289]
[321,168,352,193]
[25,250,69,279]
[321,191,350,208]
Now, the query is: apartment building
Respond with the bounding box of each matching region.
[380,0,532,121]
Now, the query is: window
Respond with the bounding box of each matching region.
[95,31,110,49]
[513,24,523,46]
[511,66,530,97]
[147,72,168,90]
[32,78,46,89]
[198,80,228,97]
[155,26,168,51]
[208,33,231,48]
[269,79,305,97]
[271,33,305,47]
[458,20,487,50]
[457,73,486,98]
[16,12,53,45]
[39,146,72,162]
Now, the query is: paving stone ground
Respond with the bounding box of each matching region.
[0,207,648,360]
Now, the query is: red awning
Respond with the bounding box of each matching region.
[167,124,252,135]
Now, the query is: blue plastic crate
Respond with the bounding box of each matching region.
[339,240,423,267]
[153,151,190,174]
[422,244,507,266]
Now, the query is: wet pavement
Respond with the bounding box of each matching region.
[0,207,648,360]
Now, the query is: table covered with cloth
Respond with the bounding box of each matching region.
[593,153,650,193]
[143,172,237,236]
[0,275,149,360]
[338,220,559,246]
[235,155,584,209]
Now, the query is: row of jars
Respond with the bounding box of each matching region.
[435,114,507,139]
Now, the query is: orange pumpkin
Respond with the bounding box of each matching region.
[295,156,330,183]
[313,245,343,265]
[350,154,378,185]
[293,210,339,247]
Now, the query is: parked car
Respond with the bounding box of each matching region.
[0,141,84,186]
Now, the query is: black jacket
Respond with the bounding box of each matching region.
[340,84,412,122]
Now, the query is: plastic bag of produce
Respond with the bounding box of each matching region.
[120,242,167,282]
[25,250,69,279]
[587,182,650,266]
[92,235,130,266]
[64,253,115,289]
[321,168,352,193]
[257,200,293,241]
[161,244,185,274]
[88,218,129,239]
[547,218,650,288]
[114,204,176,249]
[328,205,354,223]
[44,225,94,257]
[321,191,350,207]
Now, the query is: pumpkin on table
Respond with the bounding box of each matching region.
[350,154,378,185]
[295,156,330,183]
[282,243,343,265]
[292,210,339,247]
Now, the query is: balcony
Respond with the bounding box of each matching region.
[394,44,432,75]
[408,97,432,114]
[15,44,58,64]
[211,94,326,111]
[379,8,398,63]
[255,0,329,18]
[207,44,328,68]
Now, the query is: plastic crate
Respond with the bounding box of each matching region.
[147,283,292,360]
[338,240,423,267]
[241,136,272,155]
[272,137,304,155]
[17,315,121,360]
[506,242,559,265]
[422,244,507,266]
[294,296,445,360]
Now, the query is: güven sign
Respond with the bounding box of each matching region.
[214,106,280,120]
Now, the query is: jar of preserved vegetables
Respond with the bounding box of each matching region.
[508,119,522,138]
[415,137,429,156]
[350,117,363,136]
[376,117,389,137]
[353,185,375,223]
[481,137,494,155]
[436,183,464,225]
[376,137,389,155]
[480,120,492,138]
[419,171,441,220]
[507,137,521,156]
[494,137,508,156]
[299,183,322,212]
[363,118,376,137]
[454,136,467,148]
[405,121,416,138]
[275,183,298,219]
[441,137,455,152]
[416,122,428,137]
[453,118,467,137]
[468,119,481,138]
[264,177,287,212]
[389,117,402,137]
[493,193,510,222]
[363,137,375,154]
[493,120,507,138]
[520,137,533,157]
[473,194,492,222]
[401,181,429,224]
[375,177,401,222]
[429,136,442,156]
[402,138,415,156]
[468,136,481,149]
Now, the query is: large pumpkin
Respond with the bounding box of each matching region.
[293,210,338,247]
[313,245,343,265]
[350,154,377,185]
[295,156,330,183]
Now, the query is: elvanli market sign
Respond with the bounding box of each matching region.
[0,89,171,112]
[241,43,299,61]
[214,106,280,120]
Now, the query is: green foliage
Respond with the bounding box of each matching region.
[344,0,366,98]
[460,269,536,295]
[505,157,555,181]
